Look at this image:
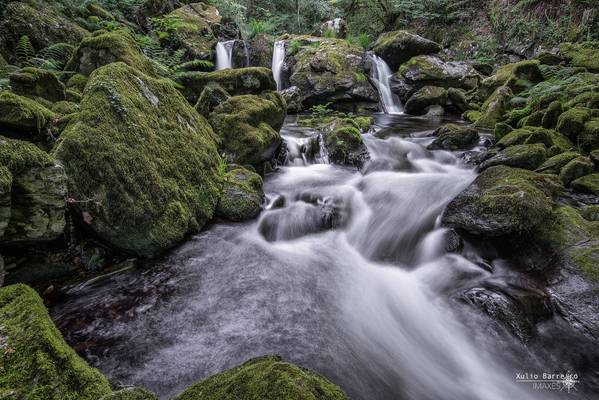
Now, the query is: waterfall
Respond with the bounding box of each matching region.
[272,41,286,91]
[216,40,235,70]
[369,54,403,114]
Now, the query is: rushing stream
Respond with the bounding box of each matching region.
[51,114,592,399]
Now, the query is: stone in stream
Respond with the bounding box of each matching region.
[319,117,370,168]
[173,355,349,400]
[0,284,112,399]
[478,143,548,171]
[372,30,441,71]
[208,91,286,171]
[427,124,480,151]
[54,62,223,257]
[216,166,264,222]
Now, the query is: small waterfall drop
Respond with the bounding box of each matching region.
[272,41,286,91]
[216,40,235,70]
[370,54,403,114]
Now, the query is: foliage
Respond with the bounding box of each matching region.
[149,14,197,41]
[324,28,336,38]
[310,102,333,116]
[247,19,276,38]
[15,36,35,67]
[347,33,370,49]
[288,40,302,55]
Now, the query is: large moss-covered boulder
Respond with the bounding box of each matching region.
[393,55,481,102]
[480,60,543,98]
[480,144,547,171]
[0,137,66,243]
[168,2,221,60]
[9,67,66,103]
[404,86,447,116]
[173,355,349,400]
[537,151,581,174]
[556,107,592,140]
[0,1,88,62]
[216,166,264,222]
[209,92,286,170]
[53,62,223,257]
[571,173,599,195]
[321,119,369,168]
[559,42,599,72]
[372,30,441,71]
[442,166,561,235]
[287,37,378,111]
[559,156,594,186]
[496,127,572,153]
[475,85,513,129]
[0,284,112,399]
[427,124,479,151]
[0,91,56,135]
[580,119,599,153]
[194,83,231,117]
[66,32,156,76]
[177,67,276,104]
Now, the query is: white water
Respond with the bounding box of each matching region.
[370,54,403,114]
[52,116,564,400]
[216,40,235,70]
[272,41,286,91]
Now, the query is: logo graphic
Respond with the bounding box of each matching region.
[515,371,579,393]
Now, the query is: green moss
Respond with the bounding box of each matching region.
[372,30,440,70]
[177,67,276,104]
[167,2,221,59]
[556,107,591,140]
[481,60,543,96]
[404,85,447,115]
[463,110,481,123]
[537,151,580,173]
[571,173,599,195]
[559,156,594,185]
[494,123,513,140]
[541,100,563,129]
[53,62,223,257]
[9,67,66,102]
[0,284,111,399]
[209,93,285,169]
[497,127,572,153]
[216,166,263,222]
[579,119,599,153]
[100,387,158,400]
[559,42,599,72]
[66,32,156,76]
[173,355,348,400]
[66,74,89,94]
[475,85,513,128]
[0,91,56,134]
[51,101,79,115]
[0,136,51,173]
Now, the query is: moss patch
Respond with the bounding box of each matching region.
[216,166,264,222]
[9,67,66,102]
[0,91,56,135]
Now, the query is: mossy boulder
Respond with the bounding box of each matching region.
[173,355,348,400]
[168,2,221,60]
[394,55,481,102]
[480,60,543,98]
[556,107,591,140]
[216,166,264,222]
[53,62,223,257]
[571,173,599,195]
[442,166,561,235]
[0,284,111,399]
[194,83,231,117]
[322,121,369,168]
[209,92,286,170]
[66,32,156,76]
[480,144,547,171]
[463,110,481,123]
[559,156,594,186]
[494,123,513,140]
[537,151,581,174]
[475,85,513,129]
[0,1,88,62]
[287,37,378,111]
[496,127,572,153]
[66,74,89,94]
[559,42,599,72]
[9,68,66,103]
[427,124,479,151]
[177,67,276,104]
[404,86,447,116]
[372,30,441,71]
[51,101,79,116]
[100,387,158,400]
[541,100,562,129]
[249,34,275,68]
[579,119,599,153]
[0,91,56,136]
[0,136,67,243]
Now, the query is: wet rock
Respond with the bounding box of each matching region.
[9,67,66,102]
[176,67,276,104]
[249,34,275,68]
[317,18,348,39]
[559,157,594,186]
[0,284,112,399]
[442,166,561,236]
[280,86,303,114]
[216,166,264,222]
[194,83,230,117]
[208,92,286,170]
[372,31,441,71]
[319,118,370,168]
[444,229,463,253]
[447,88,470,113]
[571,173,599,195]
[404,86,447,116]
[54,62,223,257]
[173,355,349,400]
[479,144,547,171]
[427,124,479,151]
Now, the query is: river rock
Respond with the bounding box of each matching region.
[208,92,286,170]
[9,67,66,103]
[280,86,303,114]
[287,37,378,111]
[173,355,349,400]
[571,173,599,195]
[479,60,543,98]
[0,136,66,243]
[194,83,231,117]
[558,41,599,72]
[475,85,513,129]
[442,166,561,236]
[54,62,223,257]
[559,156,594,186]
[176,67,276,104]
[320,118,370,168]
[249,33,275,68]
[404,86,447,116]
[168,2,221,60]
[428,124,479,151]
[0,284,112,399]
[66,31,156,76]
[216,166,264,222]
[479,144,547,171]
[372,30,441,71]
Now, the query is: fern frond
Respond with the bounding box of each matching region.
[16,36,35,67]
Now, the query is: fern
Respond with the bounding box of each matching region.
[15,36,35,67]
